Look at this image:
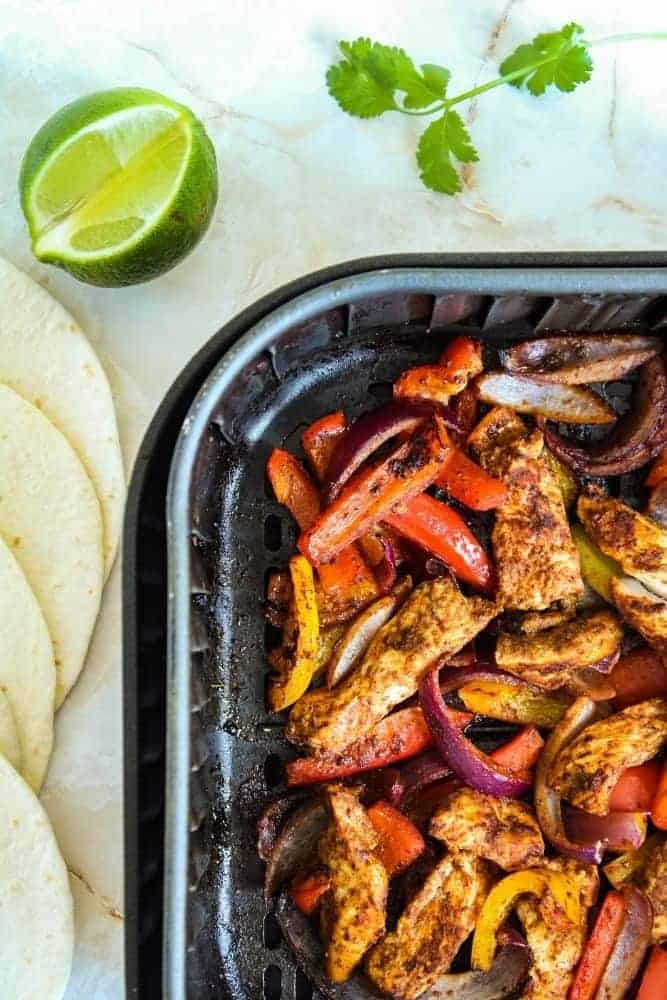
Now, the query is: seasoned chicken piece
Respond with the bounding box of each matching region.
[365,852,493,1000]
[517,598,578,635]
[495,610,623,690]
[611,576,667,653]
[286,578,497,752]
[578,490,667,600]
[318,785,388,982]
[517,857,599,1000]
[549,698,667,815]
[637,837,667,944]
[429,788,544,871]
[467,406,528,477]
[470,410,583,612]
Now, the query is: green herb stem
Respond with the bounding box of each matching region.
[587,31,667,48]
[445,56,559,107]
[395,57,572,117]
[394,103,446,116]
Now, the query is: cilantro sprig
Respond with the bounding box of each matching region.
[326,25,667,195]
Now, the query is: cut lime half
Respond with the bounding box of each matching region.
[20,88,218,286]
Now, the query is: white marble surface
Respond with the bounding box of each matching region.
[0,0,666,996]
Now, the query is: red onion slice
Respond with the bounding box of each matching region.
[322,400,463,502]
[539,354,667,476]
[418,670,531,799]
[421,937,531,999]
[264,800,328,899]
[647,481,667,529]
[501,334,661,384]
[373,536,398,593]
[399,749,453,799]
[535,697,605,864]
[564,806,648,853]
[257,791,308,861]
[327,592,400,688]
[594,886,652,1000]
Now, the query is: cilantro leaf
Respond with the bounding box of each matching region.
[326,38,398,117]
[500,22,592,95]
[326,38,449,117]
[394,57,449,109]
[420,64,451,95]
[416,110,479,195]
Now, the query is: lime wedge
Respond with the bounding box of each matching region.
[20,88,218,286]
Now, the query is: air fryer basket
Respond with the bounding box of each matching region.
[161,261,667,999]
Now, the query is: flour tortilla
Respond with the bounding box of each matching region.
[0,691,21,773]
[0,534,55,788]
[0,384,104,706]
[0,257,124,578]
[0,752,74,998]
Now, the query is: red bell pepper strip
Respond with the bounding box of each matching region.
[267,447,378,604]
[384,492,495,593]
[451,383,479,447]
[438,335,484,387]
[646,448,667,488]
[366,801,425,875]
[651,762,667,830]
[267,448,320,530]
[609,761,661,813]
[284,705,472,787]
[299,417,453,566]
[288,869,331,915]
[405,776,463,824]
[394,363,461,406]
[405,728,541,824]
[489,725,545,773]
[393,336,483,405]
[301,411,347,481]
[611,646,667,710]
[317,547,379,607]
[436,447,508,511]
[569,891,626,1000]
[637,946,667,1000]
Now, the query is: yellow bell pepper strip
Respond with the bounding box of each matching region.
[572,524,622,603]
[603,834,663,889]
[269,555,320,711]
[459,678,569,728]
[471,868,580,972]
[544,447,578,509]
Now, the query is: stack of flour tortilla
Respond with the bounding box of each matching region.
[0,257,124,998]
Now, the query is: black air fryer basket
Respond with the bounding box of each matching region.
[123,254,667,1000]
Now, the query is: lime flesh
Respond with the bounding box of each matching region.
[20,88,218,286]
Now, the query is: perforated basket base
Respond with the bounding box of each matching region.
[125,255,667,1000]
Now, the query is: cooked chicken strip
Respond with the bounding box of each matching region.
[637,837,667,944]
[517,857,599,1000]
[286,578,497,752]
[318,785,388,982]
[611,576,667,653]
[578,490,667,600]
[495,610,623,690]
[517,599,578,635]
[365,852,493,1000]
[470,409,583,611]
[429,788,544,871]
[467,406,528,478]
[549,698,667,815]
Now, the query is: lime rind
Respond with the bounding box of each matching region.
[19,87,218,287]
